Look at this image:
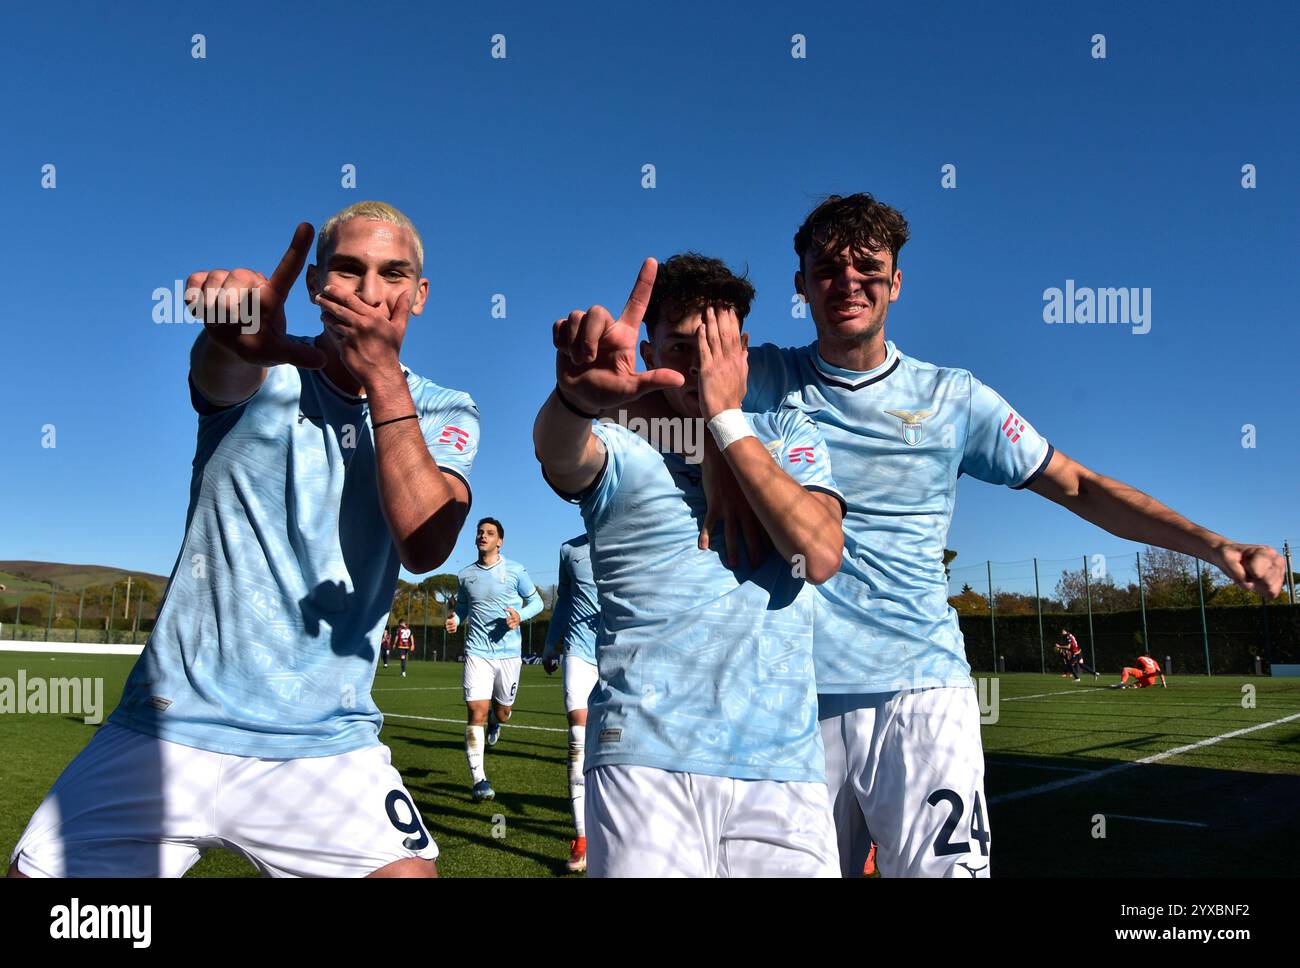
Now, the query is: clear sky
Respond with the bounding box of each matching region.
[2,1,1297,596]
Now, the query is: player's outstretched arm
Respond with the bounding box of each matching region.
[1027,450,1285,597]
[697,307,844,584]
[535,259,684,493]
[187,223,329,406]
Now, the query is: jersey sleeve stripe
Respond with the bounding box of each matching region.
[804,483,848,518]
[537,446,609,505]
[1011,442,1054,490]
[440,466,473,509]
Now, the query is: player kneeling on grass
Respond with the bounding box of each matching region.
[1112,652,1165,689]
[535,254,847,877]
[445,517,543,802]
[9,202,478,878]
[542,534,601,873]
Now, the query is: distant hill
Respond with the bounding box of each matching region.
[0,561,169,605]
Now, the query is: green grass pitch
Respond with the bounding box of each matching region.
[2,652,1298,877]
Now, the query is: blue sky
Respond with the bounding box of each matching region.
[2,1,1297,594]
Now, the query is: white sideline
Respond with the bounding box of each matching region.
[986,759,1094,773]
[0,642,144,656]
[373,684,564,693]
[1002,688,1110,702]
[384,712,567,734]
[1104,814,1209,828]
[990,711,1300,804]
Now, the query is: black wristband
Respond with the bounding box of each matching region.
[373,413,419,430]
[554,385,599,420]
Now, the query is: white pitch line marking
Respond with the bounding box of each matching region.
[373,684,564,693]
[383,712,567,734]
[1000,698,1300,710]
[987,759,1095,773]
[990,711,1300,804]
[1002,689,1111,702]
[1104,814,1209,828]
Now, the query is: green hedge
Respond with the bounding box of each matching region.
[959,604,1300,675]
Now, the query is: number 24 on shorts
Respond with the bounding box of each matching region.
[928,788,989,858]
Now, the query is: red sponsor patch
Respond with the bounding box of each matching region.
[787,446,816,464]
[1001,412,1025,443]
[438,425,470,451]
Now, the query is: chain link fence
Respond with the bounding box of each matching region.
[949,547,1299,675]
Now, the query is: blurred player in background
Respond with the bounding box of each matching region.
[445,518,543,802]
[1059,629,1098,683]
[536,253,846,877]
[381,627,392,669]
[395,620,415,677]
[10,202,477,878]
[542,534,601,873]
[1113,652,1166,689]
[1054,642,1074,678]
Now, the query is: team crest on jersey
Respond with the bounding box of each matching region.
[883,408,935,446]
[764,439,782,461]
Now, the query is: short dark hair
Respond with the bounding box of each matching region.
[644,252,755,336]
[794,193,910,274]
[477,516,504,540]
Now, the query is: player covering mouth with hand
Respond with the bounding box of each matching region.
[10,201,478,878]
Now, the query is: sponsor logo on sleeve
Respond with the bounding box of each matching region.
[438,425,470,451]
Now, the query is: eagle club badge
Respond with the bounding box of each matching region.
[883,408,935,446]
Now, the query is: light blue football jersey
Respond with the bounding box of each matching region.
[559,403,845,783]
[543,535,599,666]
[454,557,542,660]
[745,340,1052,693]
[110,356,479,758]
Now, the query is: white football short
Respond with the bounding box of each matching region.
[819,686,991,878]
[585,764,839,878]
[562,655,599,714]
[463,655,521,705]
[10,722,438,878]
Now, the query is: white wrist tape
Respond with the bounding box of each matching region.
[707,409,756,451]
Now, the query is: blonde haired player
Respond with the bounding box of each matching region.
[10,202,477,878]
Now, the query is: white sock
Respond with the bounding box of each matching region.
[465,725,486,784]
[568,725,586,838]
